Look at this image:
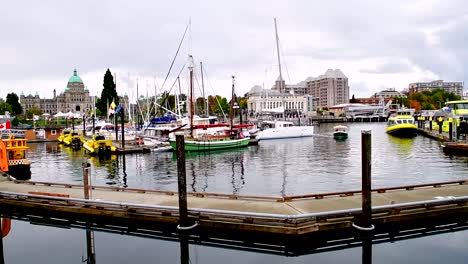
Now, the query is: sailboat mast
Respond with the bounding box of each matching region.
[230,76,235,129]
[274,17,285,120]
[189,56,194,137]
[200,61,208,116]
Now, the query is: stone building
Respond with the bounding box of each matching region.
[21,69,93,115]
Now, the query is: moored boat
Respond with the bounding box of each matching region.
[62,131,85,148]
[255,120,314,140]
[83,134,118,157]
[169,60,250,152]
[386,111,418,138]
[57,130,71,143]
[333,125,348,140]
[0,134,31,180]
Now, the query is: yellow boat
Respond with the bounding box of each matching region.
[386,111,418,138]
[62,131,85,147]
[0,134,31,180]
[57,130,71,143]
[83,134,118,156]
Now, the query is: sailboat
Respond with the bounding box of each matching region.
[255,18,314,141]
[169,58,250,152]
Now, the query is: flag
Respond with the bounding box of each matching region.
[108,100,116,118]
[0,120,11,130]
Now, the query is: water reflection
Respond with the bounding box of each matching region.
[83,229,96,264]
[175,148,248,194]
[387,135,416,157]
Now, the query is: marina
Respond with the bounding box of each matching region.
[1,120,468,263]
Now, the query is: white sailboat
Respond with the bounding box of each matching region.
[255,18,314,141]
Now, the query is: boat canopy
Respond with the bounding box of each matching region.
[151,116,177,124]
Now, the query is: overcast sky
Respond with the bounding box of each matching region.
[1,0,466,102]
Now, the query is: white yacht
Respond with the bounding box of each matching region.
[255,120,314,140]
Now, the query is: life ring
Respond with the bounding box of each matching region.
[1,218,11,238]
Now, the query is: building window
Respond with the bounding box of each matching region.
[51,130,57,135]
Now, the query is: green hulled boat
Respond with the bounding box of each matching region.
[333,125,348,140]
[169,135,250,152]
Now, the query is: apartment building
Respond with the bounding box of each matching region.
[408,80,464,97]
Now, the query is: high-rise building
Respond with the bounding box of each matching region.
[305,69,349,108]
[408,80,464,97]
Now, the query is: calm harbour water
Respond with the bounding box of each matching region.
[3,122,468,263]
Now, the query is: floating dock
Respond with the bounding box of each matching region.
[1,176,468,238]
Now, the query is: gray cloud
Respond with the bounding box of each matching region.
[0,0,467,100]
[360,59,412,74]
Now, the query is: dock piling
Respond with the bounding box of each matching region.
[176,134,189,229]
[354,129,374,231]
[82,162,91,200]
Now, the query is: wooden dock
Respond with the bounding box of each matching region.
[1,176,468,238]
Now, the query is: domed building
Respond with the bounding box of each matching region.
[21,69,94,115]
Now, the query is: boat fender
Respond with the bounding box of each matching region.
[1,218,11,238]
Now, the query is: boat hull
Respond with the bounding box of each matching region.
[170,137,250,152]
[386,124,418,138]
[333,132,348,140]
[256,126,314,140]
[83,139,117,156]
[6,164,31,180]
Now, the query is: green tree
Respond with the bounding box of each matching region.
[408,89,460,110]
[6,93,22,115]
[25,106,42,119]
[11,117,20,126]
[96,69,118,117]
[0,102,12,115]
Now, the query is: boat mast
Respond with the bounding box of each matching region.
[189,55,194,137]
[200,62,208,116]
[274,17,285,121]
[230,76,235,129]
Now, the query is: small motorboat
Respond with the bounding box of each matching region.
[333,125,348,140]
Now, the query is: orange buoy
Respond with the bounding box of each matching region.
[1,218,11,238]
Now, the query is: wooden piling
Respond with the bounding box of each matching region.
[176,134,189,228]
[361,129,372,229]
[120,108,125,149]
[82,162,91,200]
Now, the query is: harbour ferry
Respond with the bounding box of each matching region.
[0,134,31,180]
[431,100,468,133]
[386,110,418,138]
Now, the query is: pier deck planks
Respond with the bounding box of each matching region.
[1,176,468,236]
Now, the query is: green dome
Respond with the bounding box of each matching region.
[68,69,83,83]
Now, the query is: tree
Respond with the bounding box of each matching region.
[0,102,12,115]
[11,117,20,127]
[6,93,22,115]
[407,89,460,110]
[25,106,42,119]
[350,94,357,103]
[96,69,118,117]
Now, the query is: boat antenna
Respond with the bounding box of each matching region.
[274,17,286,121]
